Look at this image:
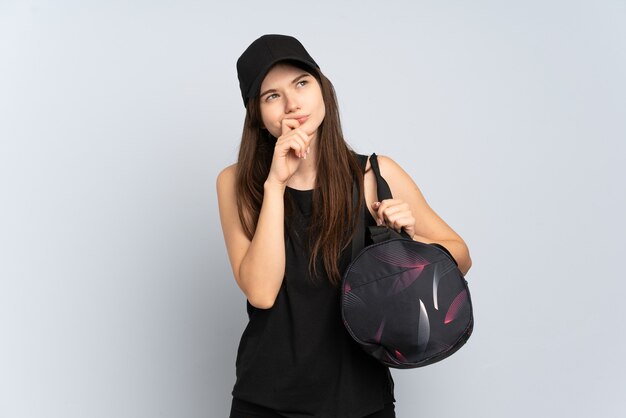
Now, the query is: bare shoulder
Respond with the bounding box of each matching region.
[375,154,407,176]
[215,164,237,203]
[216,163,237,190]
[361,152,404,175]
[216,161,253,285]
[372,154,420,197]
[363,153,408,176]
[363,152,429,194]
[216,162,241,232]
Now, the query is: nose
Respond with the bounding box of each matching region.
[283,92,300,114]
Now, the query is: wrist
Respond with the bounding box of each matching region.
[264,178,286,192]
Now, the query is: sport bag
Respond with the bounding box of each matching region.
[341,153,474,369]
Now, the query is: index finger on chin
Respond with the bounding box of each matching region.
[281,119,300,136]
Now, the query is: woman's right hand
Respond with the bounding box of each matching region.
[265,118,314,187]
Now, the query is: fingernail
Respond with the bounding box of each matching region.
[377,218,383,226]
[373,201,380,208]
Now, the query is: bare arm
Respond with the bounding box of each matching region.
[374,155,473,275]
[217,117,313,308]
[216,165,287,309]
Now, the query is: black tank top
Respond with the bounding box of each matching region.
[231,153,395,418]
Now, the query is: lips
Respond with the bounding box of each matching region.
[294,116,309,124]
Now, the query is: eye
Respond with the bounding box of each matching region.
[264,93,279,102]
[296,80,308,88]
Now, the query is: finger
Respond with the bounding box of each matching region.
[290,127,314,150]
[278,127,309,143]
[291,129,313,157]
[390,216,411,232]
[285,133,308,158]
[277,129,308,158]
[382,203,409,219]
[373,200,386,225]
[374,199,394,223]
[375,200,407,226]
[282,116,317,138]
[281,118,300,136]
[376,199,407,215]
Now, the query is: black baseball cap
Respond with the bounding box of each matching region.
[236,34,319,107]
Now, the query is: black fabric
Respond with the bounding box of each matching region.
[230,398,396,418]
[231,153,395,418]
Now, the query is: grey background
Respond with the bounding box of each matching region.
[1,1,625,417]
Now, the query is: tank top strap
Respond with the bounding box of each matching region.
[355,152,369,173]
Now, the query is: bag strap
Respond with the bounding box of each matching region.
[369,152,393,201]
[351,167,364,261]
[351,153,411,261]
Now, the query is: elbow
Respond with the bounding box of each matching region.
[237,258,282,310]
[436,240,472,276]
[460,249,472,276]
[461,257,472,276]
[239,265,278,309]
[247,294,277,310]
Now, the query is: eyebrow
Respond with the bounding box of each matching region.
[260,73,310,98]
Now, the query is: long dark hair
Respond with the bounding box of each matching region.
[235,62,364,285]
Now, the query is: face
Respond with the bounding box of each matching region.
[258,63,326,139]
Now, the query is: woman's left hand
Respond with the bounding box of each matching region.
[372,199,416,238]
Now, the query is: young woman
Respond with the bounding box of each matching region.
[217,34,472,418]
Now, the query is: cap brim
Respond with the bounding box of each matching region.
[244,57,319,106]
